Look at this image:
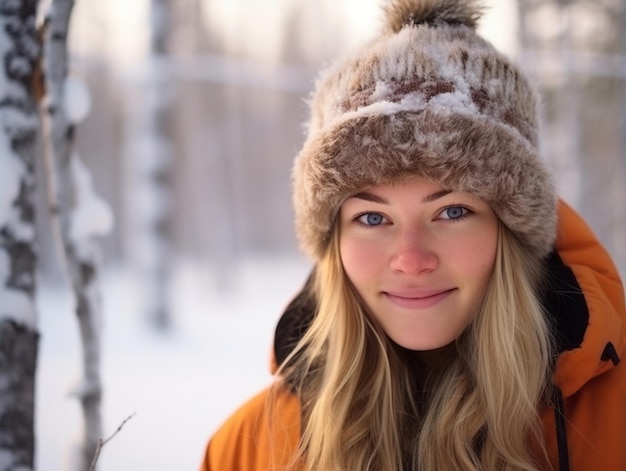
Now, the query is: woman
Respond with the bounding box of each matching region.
[199,0,626,469]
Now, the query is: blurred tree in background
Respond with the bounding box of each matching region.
[126,0,176,330]
[518,0,625,276]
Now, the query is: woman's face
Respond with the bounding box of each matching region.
[339,176,498,351]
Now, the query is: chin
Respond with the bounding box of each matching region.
[391,336,452,352]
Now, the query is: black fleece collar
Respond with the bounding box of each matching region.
[541,250,589,354]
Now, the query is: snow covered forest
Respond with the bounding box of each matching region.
[1,0,624,470]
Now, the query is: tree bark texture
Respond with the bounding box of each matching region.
[0,323,38,471]
[0,0,41,470]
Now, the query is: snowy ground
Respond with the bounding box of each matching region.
[35,255,311,471]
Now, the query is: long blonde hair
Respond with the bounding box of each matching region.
[280,221,552,471]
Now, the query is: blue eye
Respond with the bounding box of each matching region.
[357,212,386,226]
[440,206,469,220]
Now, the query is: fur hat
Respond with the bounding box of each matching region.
[292,0,557,261]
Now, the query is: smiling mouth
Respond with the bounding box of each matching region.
[383,289,455,309]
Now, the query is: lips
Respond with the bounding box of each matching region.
[382,288,455,309]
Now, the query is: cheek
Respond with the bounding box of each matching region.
[340,237,384,288]
[460,232,498,284]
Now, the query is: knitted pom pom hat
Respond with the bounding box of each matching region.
[292,0,557,261]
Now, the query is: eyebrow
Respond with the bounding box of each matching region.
[351,192,388,204]
[350,189,452,204]
[421,189,452,203]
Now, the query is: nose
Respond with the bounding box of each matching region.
[389,227,438,275]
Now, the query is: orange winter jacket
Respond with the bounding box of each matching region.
[199,201,626,471]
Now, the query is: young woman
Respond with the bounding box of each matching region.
[199,0,626,469]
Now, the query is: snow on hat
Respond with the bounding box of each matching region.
[292,0,557,261]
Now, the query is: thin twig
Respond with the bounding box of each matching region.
[88,412,137,471]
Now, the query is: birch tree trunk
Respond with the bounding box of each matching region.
[42,0,110,469]
[126,0,174,329]
[147,0,173,329]
[0,1,41,470]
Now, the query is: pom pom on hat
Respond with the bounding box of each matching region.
[383,0,483,32]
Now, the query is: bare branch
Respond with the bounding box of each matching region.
[88,412,137,471]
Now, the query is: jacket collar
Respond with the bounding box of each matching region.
[543,251,623,397]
